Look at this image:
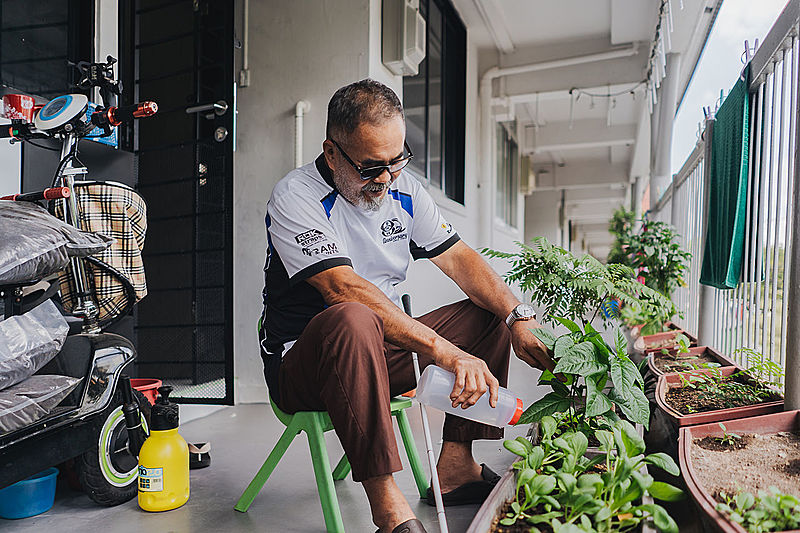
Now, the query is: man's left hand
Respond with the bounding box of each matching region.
[510,321,555,372]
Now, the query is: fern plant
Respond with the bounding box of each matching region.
[482,236,674,327]
[482,237,675,432]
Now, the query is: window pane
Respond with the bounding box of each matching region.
[427,1,443,189]
[403,58,427,180]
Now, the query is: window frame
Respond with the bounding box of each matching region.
[402,0,466,205]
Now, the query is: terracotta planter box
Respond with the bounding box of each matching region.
[655,366,784,427]
[648,346,738,377]
[678,410,800,533]
[633,329,698,355]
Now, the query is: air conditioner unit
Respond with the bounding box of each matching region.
[382,0,426,76]
[520,155,536,194]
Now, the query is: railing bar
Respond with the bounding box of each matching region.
[767,63,780,364]
[780,36,799,379]
[749,82,767,353]
[769,50,788,370]
[757,72,775,359]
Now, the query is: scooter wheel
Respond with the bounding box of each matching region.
[76,389,151,506]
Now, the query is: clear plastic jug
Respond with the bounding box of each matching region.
[416,365,523,427]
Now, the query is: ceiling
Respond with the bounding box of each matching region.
[452,0,722,257]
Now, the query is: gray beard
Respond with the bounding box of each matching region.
[332,171,387,212]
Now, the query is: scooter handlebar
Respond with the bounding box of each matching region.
[1,187,70,202]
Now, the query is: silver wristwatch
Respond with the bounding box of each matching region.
[505,303,537,329]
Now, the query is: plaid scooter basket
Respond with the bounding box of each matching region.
[53,181,147,323]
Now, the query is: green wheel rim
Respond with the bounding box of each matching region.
[98,405,149,487]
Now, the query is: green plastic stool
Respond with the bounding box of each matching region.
[234,396,430,533]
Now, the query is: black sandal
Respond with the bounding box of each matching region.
[424,463,501,507]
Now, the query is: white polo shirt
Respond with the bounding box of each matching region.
[259,154,459,356]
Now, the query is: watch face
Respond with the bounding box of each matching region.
[517,304,535,319]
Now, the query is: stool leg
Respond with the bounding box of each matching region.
[234,420,302,512]
[306,413,346,533]
[394,408,431,498]
[331,454,351,481]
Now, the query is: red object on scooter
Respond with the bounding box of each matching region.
[2,94,35,122]
[131,378,163,406]
[1,187,71,202]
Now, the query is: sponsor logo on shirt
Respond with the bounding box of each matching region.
[295,229,327,247]
[441,222,453,234]
[380,218,408,244]
[302,242,339,256]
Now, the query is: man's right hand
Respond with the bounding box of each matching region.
[438,347,500,410]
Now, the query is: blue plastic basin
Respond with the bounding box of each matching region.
[0,467,59,520]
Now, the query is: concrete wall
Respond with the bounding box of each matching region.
[233,0,372,403]
[524,190,562,247]
[232,0,532,402]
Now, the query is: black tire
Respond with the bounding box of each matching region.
[76,389,151,506]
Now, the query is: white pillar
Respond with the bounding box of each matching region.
[784,59,800,410]
[650,53,682,209]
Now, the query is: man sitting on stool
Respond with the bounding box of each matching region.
[259,79,554,533]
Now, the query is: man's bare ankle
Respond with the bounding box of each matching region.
[435,441,482,491]
[362,474,416,532]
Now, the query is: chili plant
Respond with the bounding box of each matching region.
[503,416,683,533]
[716,488,800,533]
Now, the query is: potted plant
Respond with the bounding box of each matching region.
[632,330,699,356]
[483,237,674,437]
[678,410,800,533]
[646,338,737,377]
[654,357,784,427]
[467,417,684,533]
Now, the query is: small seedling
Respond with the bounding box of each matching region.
[714,423,741,447]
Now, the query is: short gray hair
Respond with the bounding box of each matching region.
[326,79,404,141]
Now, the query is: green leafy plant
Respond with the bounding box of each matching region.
[607,206,636,266]
[625,219,692,298]
[674,364,780,411]
[482,237,674,329]
[715,423,741,447]
[736,348,785,390]
[524,321,650,430]
[716,488,800,533]
[502,417,683,533]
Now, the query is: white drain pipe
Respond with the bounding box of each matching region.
[478,45,639,247]
[295,100,311,168]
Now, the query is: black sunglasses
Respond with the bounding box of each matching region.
[330,139,413,180]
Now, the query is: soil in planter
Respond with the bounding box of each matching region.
[653,352,719,374]
[695,434,754,451]
[664,373,782,415]
[645,337,682,350]
[691,431,800,500]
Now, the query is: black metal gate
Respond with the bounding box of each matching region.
[122,0,234,404]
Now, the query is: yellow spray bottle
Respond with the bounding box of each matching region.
[138,386,189,511]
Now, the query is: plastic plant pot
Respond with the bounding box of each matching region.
[130,378,162,406]
[0,467,59,519]
[647,346,738,377]
[633,329,698,355]
[654,366,784,427]
[678,410,800,533]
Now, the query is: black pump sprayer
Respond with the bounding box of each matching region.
[120,375,147,457]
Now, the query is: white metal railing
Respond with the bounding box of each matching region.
[650,0,800,398]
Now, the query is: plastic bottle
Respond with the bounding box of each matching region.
[415,365,523,427]
[138,386,189,512]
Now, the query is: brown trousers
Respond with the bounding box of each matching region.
[268,299,511,482]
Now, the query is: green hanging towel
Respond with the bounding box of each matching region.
[700,66,751,289]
